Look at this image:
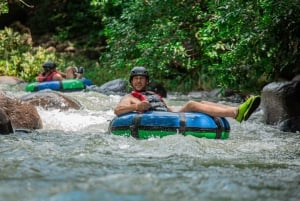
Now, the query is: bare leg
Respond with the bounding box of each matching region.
[200,100,235,109]
[65,66,82,79]
[65,66,76,79]
[177,100,238,118]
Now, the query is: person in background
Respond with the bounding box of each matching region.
[36,61,84,82]
[114,66,261,123]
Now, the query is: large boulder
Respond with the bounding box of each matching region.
[0,108,14,134]
[88,78,168,97]
[87,78,127,95]
[0,91,42,130]
[278,117,300,133]
[0,76,25,85]
[261,81,300,132]
[20,90,82,110]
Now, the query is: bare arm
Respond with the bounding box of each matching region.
[52,73,64,81]
[114,94,151,116]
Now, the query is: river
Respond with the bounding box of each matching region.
[0,84,299,201]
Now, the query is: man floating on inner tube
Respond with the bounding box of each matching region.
[114,66,261,123]
[36,61,84,82]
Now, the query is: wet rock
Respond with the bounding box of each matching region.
[0,90,42,130]
[187,91,209,99]
[88,79,127,95]
[292,74,300,81]
[261,81,300,132]
[0,76,25,85]
[88,79,168,98]
[187,88,243,103]
[21,90,82,110]
[0,108,14,134]
[279,117,300,133]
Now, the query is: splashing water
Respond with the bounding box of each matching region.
[0,85,299,201]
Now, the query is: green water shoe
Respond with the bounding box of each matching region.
[236,96,261,122]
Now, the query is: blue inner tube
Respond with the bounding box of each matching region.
[109,111,230,139]
[25,78,93,92]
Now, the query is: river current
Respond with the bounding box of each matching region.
[0,84,299,201]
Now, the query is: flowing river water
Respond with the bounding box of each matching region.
[0,84,299,201]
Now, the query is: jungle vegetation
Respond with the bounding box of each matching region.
[0,0,299,93]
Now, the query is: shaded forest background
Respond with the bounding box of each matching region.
[0,0,299,93]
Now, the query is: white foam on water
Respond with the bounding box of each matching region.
[37,108,115,132]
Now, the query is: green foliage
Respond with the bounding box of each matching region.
[0,27,103,85]
[197,0,300,91]
[99,0,207,92]
[0,0,8,14]
[28,0,105,47]
[98,0,300,92]
[0,28,58,81]
[1,0,299,93]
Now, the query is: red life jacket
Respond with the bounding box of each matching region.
[37,70,59,82]
[131,90,168,111]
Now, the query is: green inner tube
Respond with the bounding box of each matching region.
[25,79,86,92]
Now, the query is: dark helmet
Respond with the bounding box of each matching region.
[42,61,56,70]
[129,66,149,82]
